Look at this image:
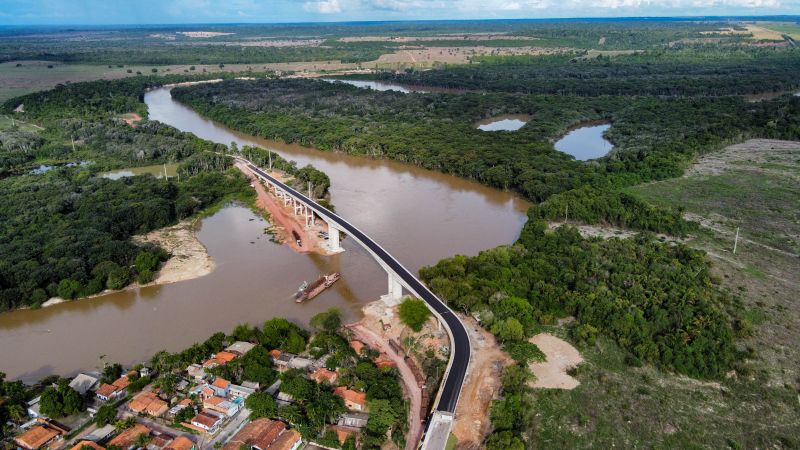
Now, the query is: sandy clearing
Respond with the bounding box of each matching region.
[135,220,214,285]
[120,112,142,127]
[685,139,800,177]
[528,333,583,390]
[451,316,512,449]
[177,31,235,38]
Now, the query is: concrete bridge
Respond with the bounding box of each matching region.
[240,158,470,449]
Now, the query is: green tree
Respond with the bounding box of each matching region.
[310,308,342,333]
[486,431,525,450]
[95,404,118,426]
[398,298,431,332]
[57,279,81,299]
[245,392,277,419]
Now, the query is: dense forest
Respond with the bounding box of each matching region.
[420,216,741,379]
[0,75,332,310]
[376,48,800,97]
[173,78,800,202]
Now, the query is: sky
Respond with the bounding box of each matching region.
[0,0,798,25]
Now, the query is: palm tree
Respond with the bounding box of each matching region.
[7,404,27,423]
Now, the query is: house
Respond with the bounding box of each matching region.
[203,396,240,417]
[229,384,256,401]
[175,379,189,392]
[268,349,282,360]
[84,424,116,443]
[69,373,100,396]
[14,424,62,450]
[309,368,338,385]
[211,378,231,397]
[350,340,365,355]
[221,418,286,450]
[337,412,369,429]
[26,396,42,418]
[273,353,295,371]
[241,381,260,390]
[225,341,256,356]
[164,436,196,450]
[129,391,168,417]
[202,351,238,368]
[334,387,367,412]
[287,357,313,371]
[139,367,151,378]
[69,440,105,450]
[168,398,193,417]
[270,429,301,450]
[186,364,206,381]
[188,411,223,433]
[96,375,131,401]
[275,392,294,407]
[107,424,151,449]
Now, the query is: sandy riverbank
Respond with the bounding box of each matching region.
[135,219,214,285]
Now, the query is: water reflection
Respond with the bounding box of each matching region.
[554,124,614,161]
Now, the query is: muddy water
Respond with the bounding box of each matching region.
[0,87,529,382]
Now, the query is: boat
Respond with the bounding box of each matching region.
[295,273,340,303]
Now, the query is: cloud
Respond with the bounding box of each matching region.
[304,0,343,13]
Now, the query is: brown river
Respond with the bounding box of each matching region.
[0,86,529,382]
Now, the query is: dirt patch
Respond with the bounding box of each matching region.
[685,139,800,178]
[338,34,537,43]
[451,316,512,449]
[367,46,570,67]
[120,112,142,127]
[528,333,583,390]
[134,220,214,285]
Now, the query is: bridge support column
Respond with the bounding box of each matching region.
[387,273,403,301]
[327,226,344,253]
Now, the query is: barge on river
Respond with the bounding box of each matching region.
[295,273,340,303]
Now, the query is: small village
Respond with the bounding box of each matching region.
[9,310,414,450]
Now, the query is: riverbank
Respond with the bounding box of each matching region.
[134,219,214,285]
[235,161,331,256]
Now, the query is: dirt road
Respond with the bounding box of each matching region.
[348,321,423,450]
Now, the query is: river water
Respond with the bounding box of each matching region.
[0,87,529,382]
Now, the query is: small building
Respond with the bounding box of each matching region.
[288,357,313,371]
[69,373,100,396]
[202,351,238,369]
[225,341,256,356]
[26,396,42,418]
[309,368,338,385]
[221,418,286,450]
[84,424,116,443]
[229,384,256,401]
[139,367,151,378]
[274,353,295,371]
[328,425,359,447]
[186,364,206,382]
[270,428,302,450]
[96,375,131,401]
[129,391,169,418]
[189,412,223,433]
[276,392,294,407]
[164,436,196,450]
[69,440,105,450]
[337,412,369,429]
[203,396,240,417]
[334,387,367,412]
[211,377,231,397]
[175,379,190,392]
[107,424,151,449]
[15,424,63,450]
[268,349,282,360]
[241,381,260,390]
[168,398,193,417]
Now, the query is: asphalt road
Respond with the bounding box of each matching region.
[245,162,470,414]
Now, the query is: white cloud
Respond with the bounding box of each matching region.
[304,0,343,13]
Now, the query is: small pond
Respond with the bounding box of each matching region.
[321,78,416,93]
[554,123,614,161]
[475,114,530,132]
[100,163,180,180]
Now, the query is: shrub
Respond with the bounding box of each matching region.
[398,298,431,332]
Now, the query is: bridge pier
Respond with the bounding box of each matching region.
[387,273,403,301]
[326,225,344,253]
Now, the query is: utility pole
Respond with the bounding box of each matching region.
[268,150,272,171]
[565,203,569,224]
[71,136,76,152]
[163,164,168,180]
[308,181,312,199]
[733,227,740,255]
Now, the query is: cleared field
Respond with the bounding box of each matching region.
[758,21,800,40]
[528,140,800,449]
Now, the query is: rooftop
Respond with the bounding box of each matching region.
[225,341,256,356]
[222,418,286,450]
[108,424,150,449]
[15,425,60,450]
[334,387,367,407]
[69,440,105,450]
[164,436,195,450]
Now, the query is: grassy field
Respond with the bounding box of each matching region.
[0,114,44,132]
[526,139,800,449]
[758,21,800,40]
